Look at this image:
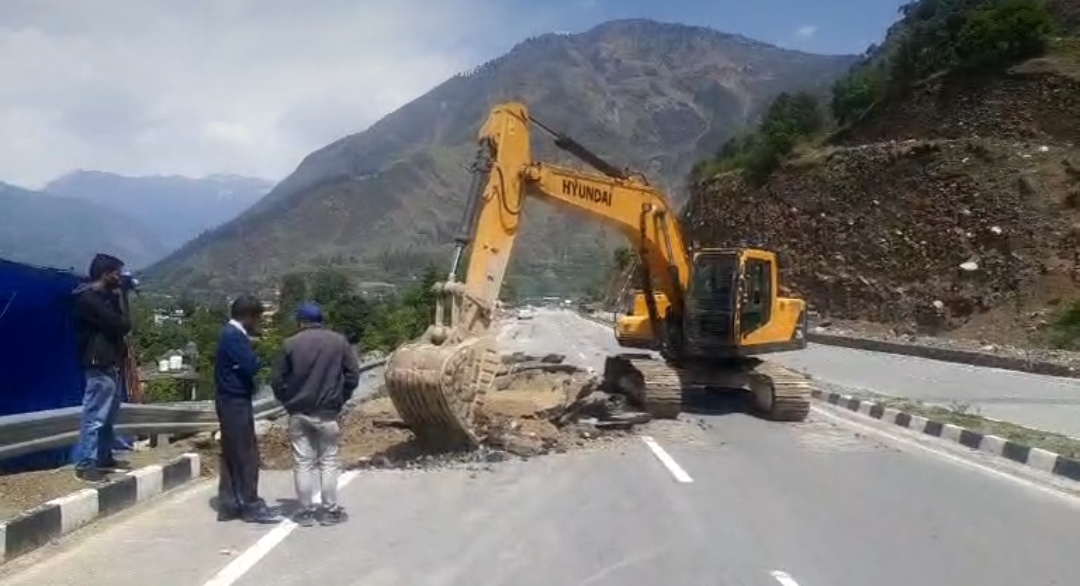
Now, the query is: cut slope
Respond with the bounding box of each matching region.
[146,19,857,294]
[686,138,1080,343]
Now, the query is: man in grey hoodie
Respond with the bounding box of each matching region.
[271,302,360,527]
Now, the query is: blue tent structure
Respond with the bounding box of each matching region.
[0,258,132,473]
[0,258,85,471]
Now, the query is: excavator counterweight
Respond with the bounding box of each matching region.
[383,102,816,449]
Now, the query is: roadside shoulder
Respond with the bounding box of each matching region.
[0,453,201,565]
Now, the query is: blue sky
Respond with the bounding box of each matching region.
[500,0,911,56]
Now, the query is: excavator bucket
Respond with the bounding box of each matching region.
[383,282,502,451]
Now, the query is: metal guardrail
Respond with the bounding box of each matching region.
[0,356,387,461]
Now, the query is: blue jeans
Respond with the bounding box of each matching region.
[74,368,122,470]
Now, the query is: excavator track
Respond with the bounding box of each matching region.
[603,354,812,422]
[622,355,684,419]
[747,360,813,422]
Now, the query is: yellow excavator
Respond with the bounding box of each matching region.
[384,102,814,449]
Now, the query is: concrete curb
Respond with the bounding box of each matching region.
[811,389,1080,483]
[576,312,1080,380]
[0,452,201,564]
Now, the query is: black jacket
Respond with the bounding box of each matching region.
[72,283,131,369]
[271,325,360,417]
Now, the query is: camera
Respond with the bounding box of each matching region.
[120,270,140,292]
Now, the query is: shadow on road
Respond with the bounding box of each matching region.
[679,388,755,417]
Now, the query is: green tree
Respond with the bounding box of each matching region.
[706,91,824,184]
[310,268,353,307]
[176,292,197,318]
[276,273,308,326]
[613,246,634,272]
[831,66,887,123]
[956,0,1053,71]
[327,293,374,344]
[500,279,520,304]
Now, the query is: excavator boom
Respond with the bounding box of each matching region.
[383,102,814,450]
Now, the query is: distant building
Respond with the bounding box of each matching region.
[152,308,186,326]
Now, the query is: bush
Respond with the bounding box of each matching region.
[831,66,887,124]
[701,92,824,184]
[144,378,188,403]
[1049,301,1080,349]
[827,0,1055,126]
[956,0,1054,70]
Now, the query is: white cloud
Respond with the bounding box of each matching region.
[794,25,818,40]
[0,0,541,187]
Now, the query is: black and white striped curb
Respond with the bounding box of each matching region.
[812,390,1080,483]
[0,453,201,564]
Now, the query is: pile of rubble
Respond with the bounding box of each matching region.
[686,139,1080,340]
[253,352,654,472]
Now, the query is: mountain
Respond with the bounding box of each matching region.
[0,182,169,271]
[145,19,858,295]
[45,171,274,251]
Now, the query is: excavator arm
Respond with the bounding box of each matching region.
[449,102,691,330]
[384,102,694,447]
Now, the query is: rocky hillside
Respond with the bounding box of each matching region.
[684,0,1080,346]
[45,171,273,251]
[145,19,857,295]
[0,182,168,271]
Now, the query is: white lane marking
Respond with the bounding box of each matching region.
[640,436,693,483]
[771,570,801,586]
[201,470,361,586]
[812,406,1080,507]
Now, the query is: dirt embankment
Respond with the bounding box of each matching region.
[687,138,1080,343]
[832,63,1080,148]
[685,56,1080,346]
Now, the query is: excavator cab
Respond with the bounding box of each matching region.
[682,247,807,359]
[621,248,807,360]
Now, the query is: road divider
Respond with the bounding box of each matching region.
[813,389,1080,483]
[576,311,1080,380]
[0,453,201,565]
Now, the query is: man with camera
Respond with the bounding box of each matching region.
[71,253,133,482]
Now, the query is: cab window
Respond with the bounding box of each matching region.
[740,259,771,334]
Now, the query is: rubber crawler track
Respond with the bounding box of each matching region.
[750,360,813,422]
[622,356,683,419]
[615,356,813,422]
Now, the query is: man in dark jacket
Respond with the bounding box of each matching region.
[271,302,360,527]
[71,253,132,482]
[214,294,282,524]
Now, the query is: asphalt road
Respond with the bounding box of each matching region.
[4,310,1079,586]
[579,310,1080,437]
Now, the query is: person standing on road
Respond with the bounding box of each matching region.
[71,253,133,482]
[271,302,360,527]
[214,294,283,524]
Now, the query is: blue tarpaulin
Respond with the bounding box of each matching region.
[0,258,87,472]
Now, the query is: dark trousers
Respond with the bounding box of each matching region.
[215,396,262,512]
